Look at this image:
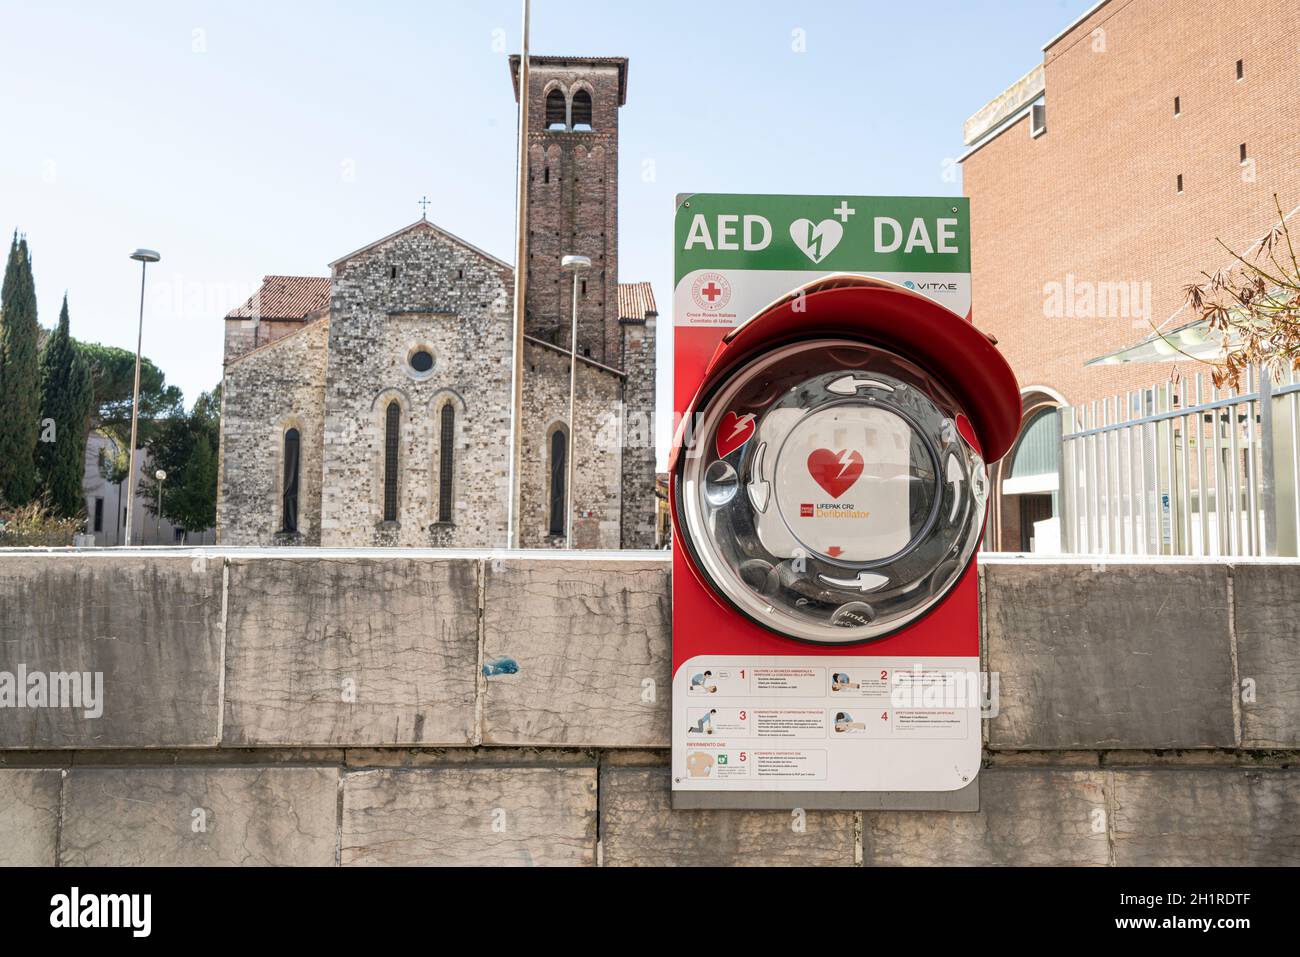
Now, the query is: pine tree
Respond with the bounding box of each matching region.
[165,432,218,538]
[37,295,94,516]
[0,233,42,505]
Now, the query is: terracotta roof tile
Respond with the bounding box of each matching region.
[617,281,657,322]
[226,275,330,320]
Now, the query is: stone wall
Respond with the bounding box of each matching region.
[1,551,1297,866]
[619,314,657,549]
[518,343,625,549]
[320,222,515,547]
[218,320,329,545]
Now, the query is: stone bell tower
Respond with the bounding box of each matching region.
[510,55,627,369]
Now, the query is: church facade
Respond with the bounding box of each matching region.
[216,56,657,549]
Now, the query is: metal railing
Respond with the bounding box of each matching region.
[1059,365,1300,557]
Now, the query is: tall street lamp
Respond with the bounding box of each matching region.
[505,0,532,549]
[560,254,591,549]
[124,248,160,547]
[154,469,167,544]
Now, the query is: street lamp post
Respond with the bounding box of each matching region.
[124,248,160,547]
[560,254,591,549]
[505,0,532,549]
[154,469,167,544]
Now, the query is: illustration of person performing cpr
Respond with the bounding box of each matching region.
[831,672,859,691]
[688,709,718,734]
[834,711,866,733]
[689,670,717,693]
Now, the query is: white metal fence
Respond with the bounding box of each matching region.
[1059,366,1300,557]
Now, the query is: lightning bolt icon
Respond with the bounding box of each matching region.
[836,449,856,478]
[729,413,755,440]
[805,223,823,261]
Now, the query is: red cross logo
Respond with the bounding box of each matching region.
[691,272,731,311]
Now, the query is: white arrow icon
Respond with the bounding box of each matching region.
[827,374,893,395]
[747,442,770,513]
[818,571,890,592]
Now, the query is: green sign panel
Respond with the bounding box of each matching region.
[674,194,970,282]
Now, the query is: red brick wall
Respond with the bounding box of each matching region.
[963,0,1300,410]
[518,61,623,369]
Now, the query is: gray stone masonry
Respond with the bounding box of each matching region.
[0,552,1297,865]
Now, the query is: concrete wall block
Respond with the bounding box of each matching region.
[864,768,1110,866]
[1111,768,1300,865]
[983,562,1236,749]
[0,556,223,748]
[222,558,479,747]
[0,768,61,865]
[600,766,856,866]
[481,557,670,747]
[1231,563,1300,748]
[340,766,597,866]
[59,767,338,866]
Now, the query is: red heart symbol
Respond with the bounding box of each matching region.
[807,448,864,498]
[716,411,756,458]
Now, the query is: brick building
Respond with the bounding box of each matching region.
[217,56,657,549]
[960,0,1299,550]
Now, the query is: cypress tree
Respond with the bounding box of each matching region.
[37,295,94,516]
[0,233,41,505]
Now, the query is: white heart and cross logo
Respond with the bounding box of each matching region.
[789,218,843,264]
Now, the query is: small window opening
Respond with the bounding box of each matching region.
[1236,59,1243,80]
[1239,143,1247,163]
[1176,174,1184,193]
[545,88,567,130]
[409,349,434,374]
[383,402,400,523]
[281,428,300,533]
[1030,101,1046,137]
[580,279,587,296]
[1174,96,1181,116]
[571,90,593,131]
[390,265,398,279]
[548,429,567,536]
[438,404,455,524]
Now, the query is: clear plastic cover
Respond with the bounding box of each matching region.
[677,339,988,645]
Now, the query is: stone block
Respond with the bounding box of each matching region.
[983,561,1235,749]
[864,769,1110,866]
[600,765,855,866]
[222,558,479,746]
[481,557,670,747]
[0,769,61,866]
[1111,768,1300,865]
[1231,563,1300,747]
[0,556,223,748]
[60,767,338,866]
[341,766,596,866]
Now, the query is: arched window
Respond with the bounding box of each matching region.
[548,428,567,536]
[438,404,455,523]
[571,89,593,130]
[383,401,400,522]
[545,88,567,130]
[281,428,300,533]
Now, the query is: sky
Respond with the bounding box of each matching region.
[0,0,1096,462]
